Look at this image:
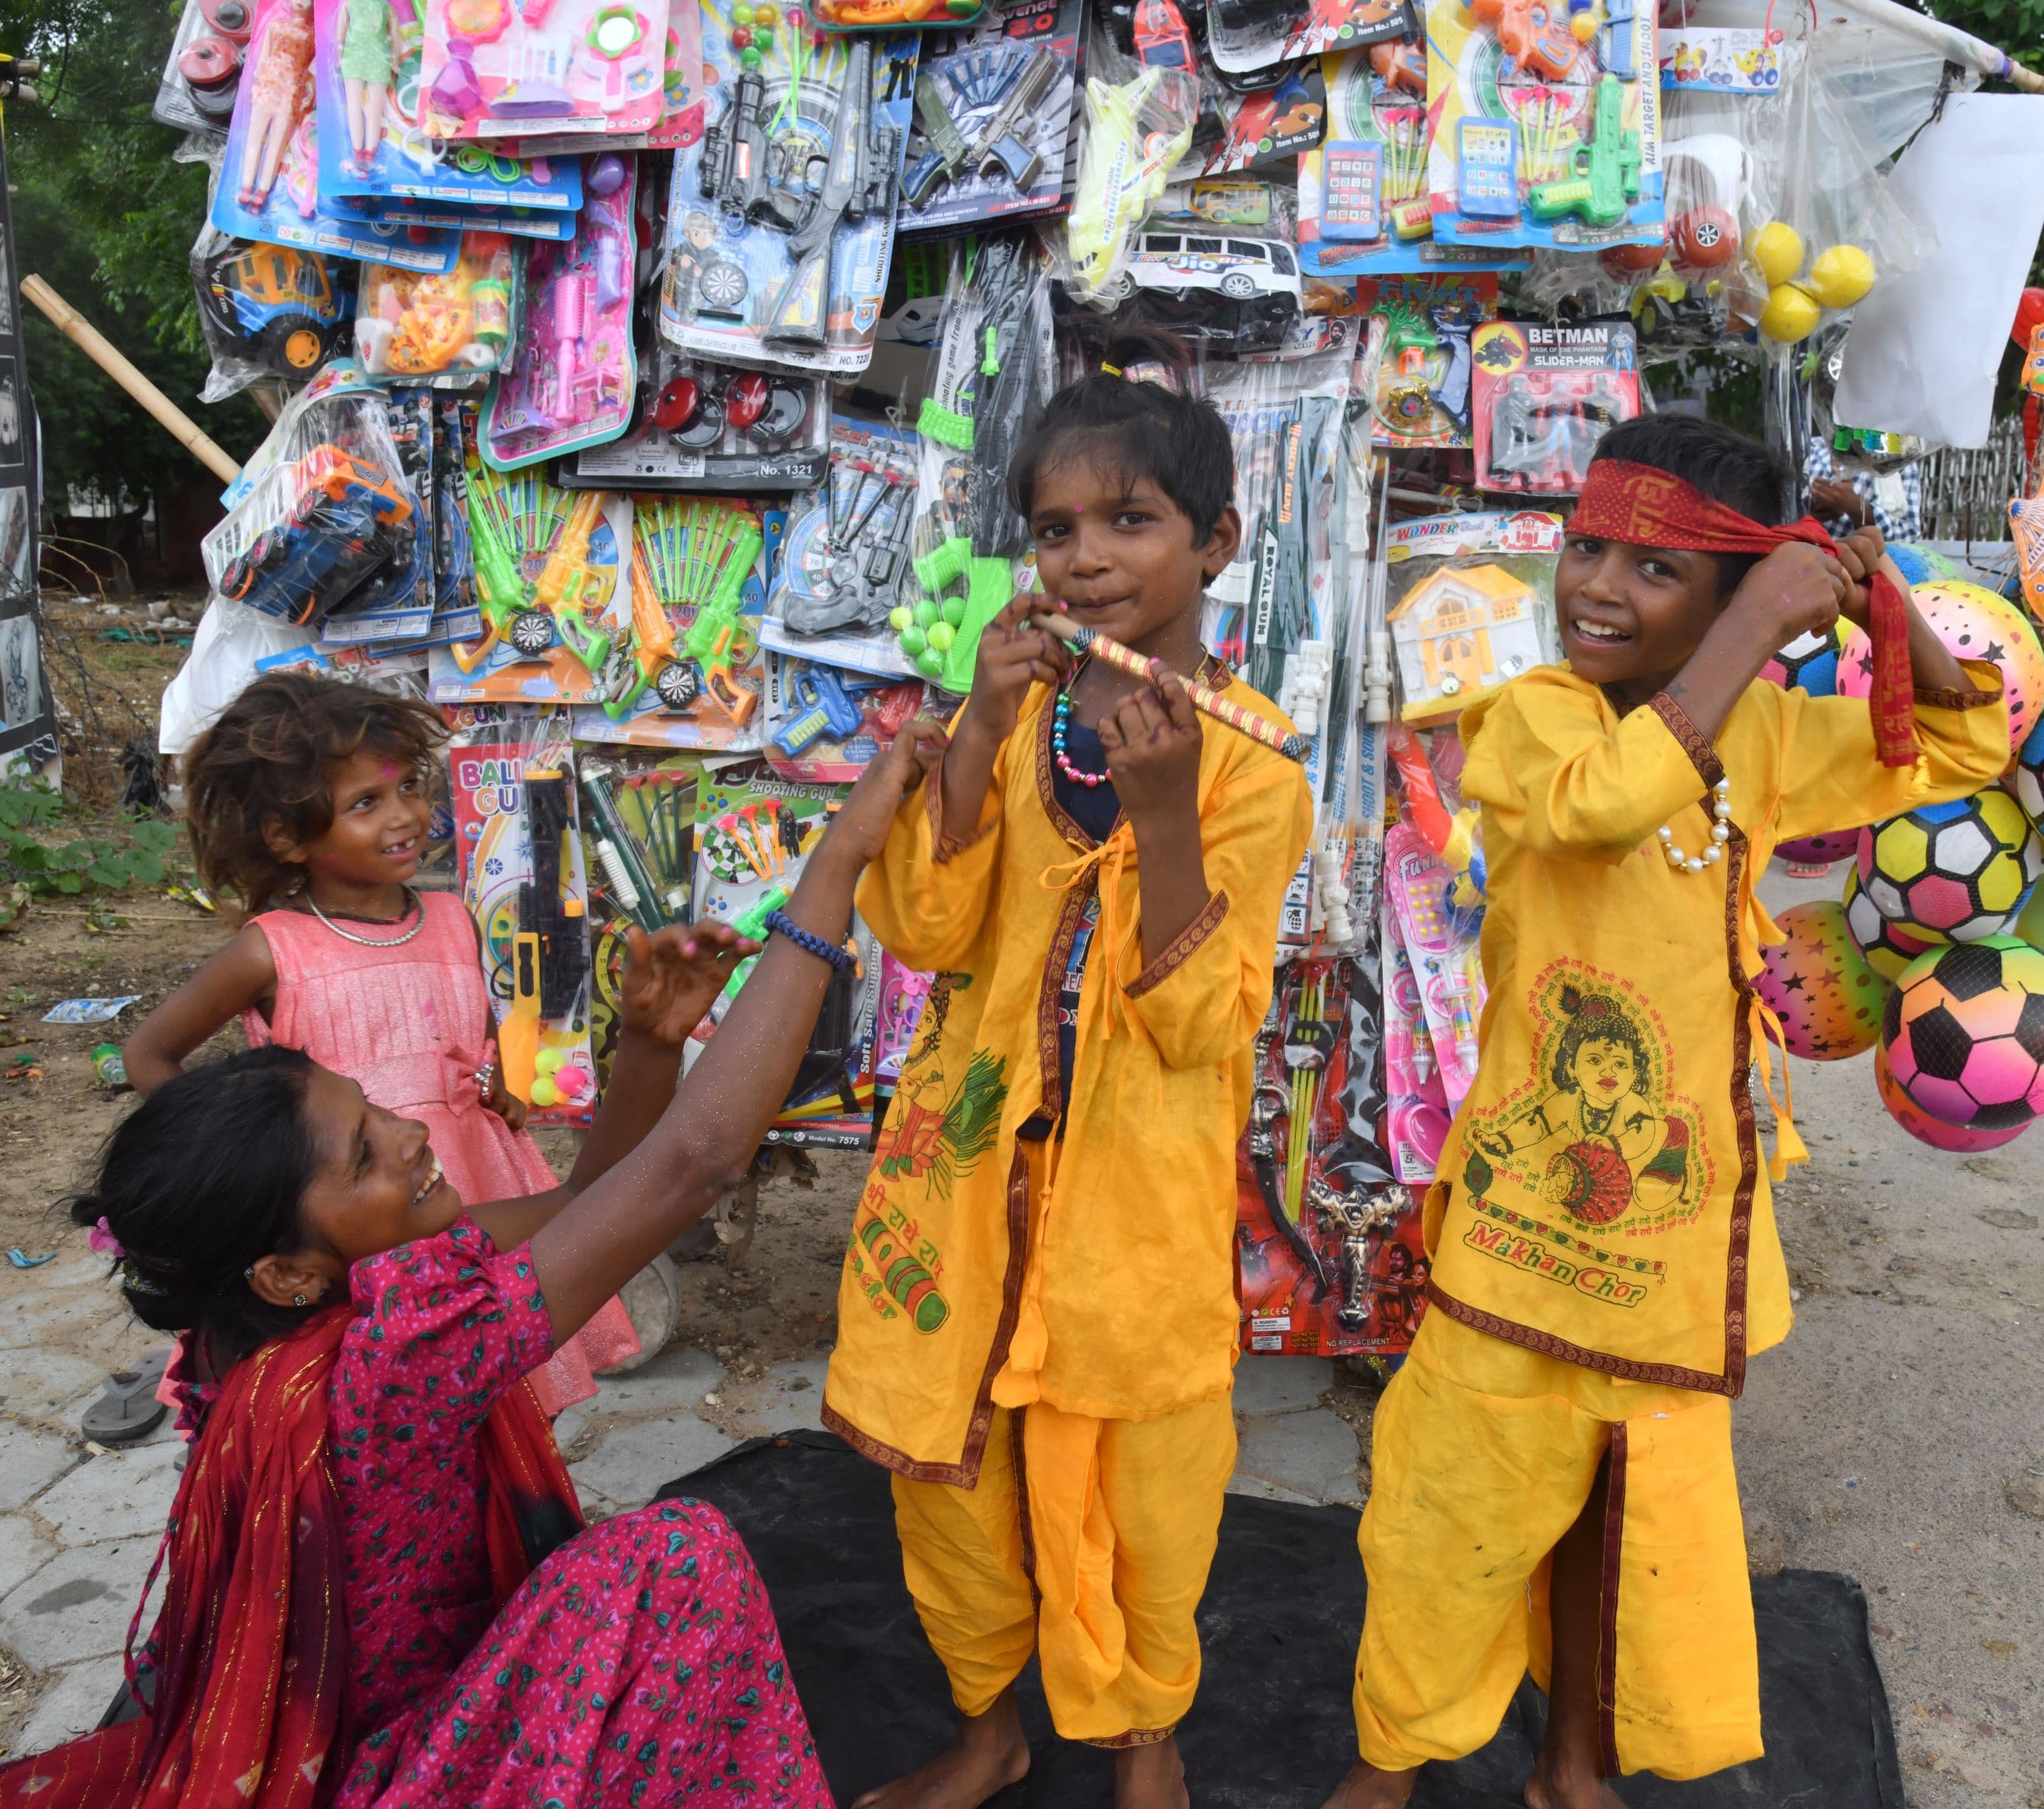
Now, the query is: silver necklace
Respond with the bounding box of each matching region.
[304,884,425,947]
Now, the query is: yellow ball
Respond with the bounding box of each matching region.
[1752,220,1805,288]
[1759,282,1823,344]
[1805,243,1875,310]
[1571,11,1596,39]
[530,1077,560,1108]
[535,1048,566,1075]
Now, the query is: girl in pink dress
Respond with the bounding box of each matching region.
[127,672,637,1412]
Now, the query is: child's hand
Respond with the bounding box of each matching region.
[1832,525,1904,630]
[484,1062,529,1133]
[1725,542,1852,657]
[825,717,950,865]
[1098,674,1203,827]
[616,922,759,1046]
[960,594,1070,746]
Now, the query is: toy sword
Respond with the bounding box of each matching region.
[1030,611,1314,762]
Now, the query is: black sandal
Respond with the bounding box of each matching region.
[80,1348,171,1446]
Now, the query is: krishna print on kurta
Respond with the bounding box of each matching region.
[1461,962,1712,1240]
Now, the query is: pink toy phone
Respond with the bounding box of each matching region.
[1384,820,1485,1112]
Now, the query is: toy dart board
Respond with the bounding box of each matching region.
[1455,38,1594,193]
[700,823,754,882]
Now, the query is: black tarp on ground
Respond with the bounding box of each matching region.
[658,1430,1905,1808]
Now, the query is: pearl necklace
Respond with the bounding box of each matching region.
[1657,778,1733,875]
[305,884,426,947]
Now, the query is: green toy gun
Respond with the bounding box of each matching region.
[680,513,765,727]
[452,493,542,672]
[718,884,790,1001]
[909,537,1012,694]
[1528,74,1640,230]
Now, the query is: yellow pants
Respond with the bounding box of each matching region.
[1354,1312,1762,1780]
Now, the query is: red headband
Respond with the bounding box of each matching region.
[1570,460,1915,766]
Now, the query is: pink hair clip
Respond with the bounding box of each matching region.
[88,1216,124,1259]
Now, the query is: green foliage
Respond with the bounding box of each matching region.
[0,783,176,924]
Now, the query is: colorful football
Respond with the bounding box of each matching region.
[1754,900,1888,1059]
[1843,869,1937,981]
[1887,544,1958,588]
[2015,711,2044,824]
[1762,620,1868,697]
[1776,830,1861,864]
[1879,935,2044,1129]
[1874,1043,2030,1151]
[1854,788,2044,942]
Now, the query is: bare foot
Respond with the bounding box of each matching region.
[851,1688,1031,1809]
[1113,1736,1189,1809]
[1318,1758,1419,1808]
[1523,1754,1627,1809]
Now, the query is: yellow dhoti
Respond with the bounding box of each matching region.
[1354,1312,1761,1780]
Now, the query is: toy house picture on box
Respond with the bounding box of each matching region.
[1099,229,1301,348]
[1388,565,1540,721]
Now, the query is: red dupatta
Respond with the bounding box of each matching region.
[0,1307,580,1809]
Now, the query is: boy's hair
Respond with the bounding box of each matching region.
[1588,414,1786,596]
[183,672,447,917]
[1007,329,1235,543]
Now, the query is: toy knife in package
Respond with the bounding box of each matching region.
[418,0,670,139]
[662,26,917,376]
[1382,819,1483,1110]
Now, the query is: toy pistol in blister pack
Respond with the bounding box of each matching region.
[1528,73,1640,229]
[903,48,1059,210]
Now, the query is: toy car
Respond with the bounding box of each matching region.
[196,239,352,379]
[217,444,415,627]
[1098,230,1302,349]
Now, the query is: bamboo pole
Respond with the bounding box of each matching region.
[19,275,241,485]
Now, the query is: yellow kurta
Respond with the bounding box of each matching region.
[823,675,1313,1479]
[1423,662,2008,1390]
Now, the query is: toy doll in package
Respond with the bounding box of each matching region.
[1471,317,1639,494]
[660,29,918,376]
[482,154,637,467]
[357,230,521,382]
[417,0,669,140]
[1426,0,1662,252]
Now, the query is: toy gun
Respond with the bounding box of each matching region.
[502,763,589,1103]
[1528,74,1640,229]
[604,541,681,718]
[773,663,865,757]
[1469,0,1576,80]
[904,51,1061,209]
[718,883,791,1001]
[681,515,764,725]
[766,38,898,349]
[531,489,615,673]
[700,70,803,233]
[452,484,545,672]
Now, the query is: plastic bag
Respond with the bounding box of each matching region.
[158,597,316,757]
[192,221,356,401]
[357,233,520,386]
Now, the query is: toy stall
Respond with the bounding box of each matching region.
[146,0,2044,1367]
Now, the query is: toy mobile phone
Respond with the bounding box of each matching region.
[1320,142,1383,241]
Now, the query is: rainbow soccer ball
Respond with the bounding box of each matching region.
[1754,899,1888,1059]
[1842,869,1936,982]
[1879,934,2044,1131]
[1874,1042,2030,1151]
[1855,788,2044,943]
[1761,621,1867,697]
[1776,830,1861,865]
[2014,712,2044,825]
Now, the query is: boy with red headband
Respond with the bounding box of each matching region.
[1323,416,2009,1809]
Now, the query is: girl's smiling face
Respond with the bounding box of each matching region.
[1571,1034,1637,1103]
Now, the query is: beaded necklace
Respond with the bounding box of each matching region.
[1052,653,1217,790]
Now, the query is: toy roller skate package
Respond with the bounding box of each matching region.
[201,363,424,633]
[689,763,883,1147]
[1235,955,1426,1360]
[766,416,924,681]
[896,0,1084,237]
[659,28,918,377]
[874,954,936,1084]
[1426,0,1662,254]
[416,0,669,142]
[356,231,522,384]
[192,225,357,400]
[1204,0,1413,80]
[1381,884,1450,1182]
[559,348,830,494]
[319,385,439,644]
[1471,317,1640,494]
[572,497,775,750]
[1058,27,1198,307]
[1382,811,1483,1112]
[159,0,254,138]
[209,0,462,269]
[1658,24,1781,94]
[1382,507,1562,725]
[1355,272,1494,449]
[447,710,598,1128]
[898,233,1050,692]
[426,462,626,702]
[311,0,584,214]
[762,657,927,782]
[480,156,637,467]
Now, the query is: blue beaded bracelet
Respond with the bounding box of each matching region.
[764,909,854,972]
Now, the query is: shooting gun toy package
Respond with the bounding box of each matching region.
[1204,0,1413,79]
[560,352,828,494]
[201,363,425,631]
[311,0,584,213]
[896,0,1083,236]
[357,230,522,382]
[481,154,637,466]
[1357,272,1494,448]
[192,226,356,398]
[874,954,936,1084]
[416,0,671,141]
[1426,0,1662,253]
[659,28,918,376]
[1382,506,1562,722]
[1471,317,1639,494]
[690,763,883,1146]
[573,496,774,750]
[762,656,925,780]
[448,713,599,1127]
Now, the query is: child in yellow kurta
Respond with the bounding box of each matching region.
[825,340,1313,1809]
[1324,417,2011,1809]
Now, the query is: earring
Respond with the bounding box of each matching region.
[244,1266,255,1281]
[292,1293,307,1308]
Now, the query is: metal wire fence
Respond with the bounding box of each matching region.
[1919,416,2030,544]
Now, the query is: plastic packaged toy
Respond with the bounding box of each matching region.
[1191,60,1329,176]
[1094,226,1303,351]
[157,0,256,136]
[417,0,671,141]
[1204,0,1414,80]
[898,0,1083,237]
[357,230,521,382]
[318,383,439,644]
[660,27,918,376]
[1062,45,1198,304]
[193,227,355,398]
[1357,273,1496,448]
[762,657,924,781]
[481,154,636,467]
[1470,317,1640,494]
[201,363,423,630]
